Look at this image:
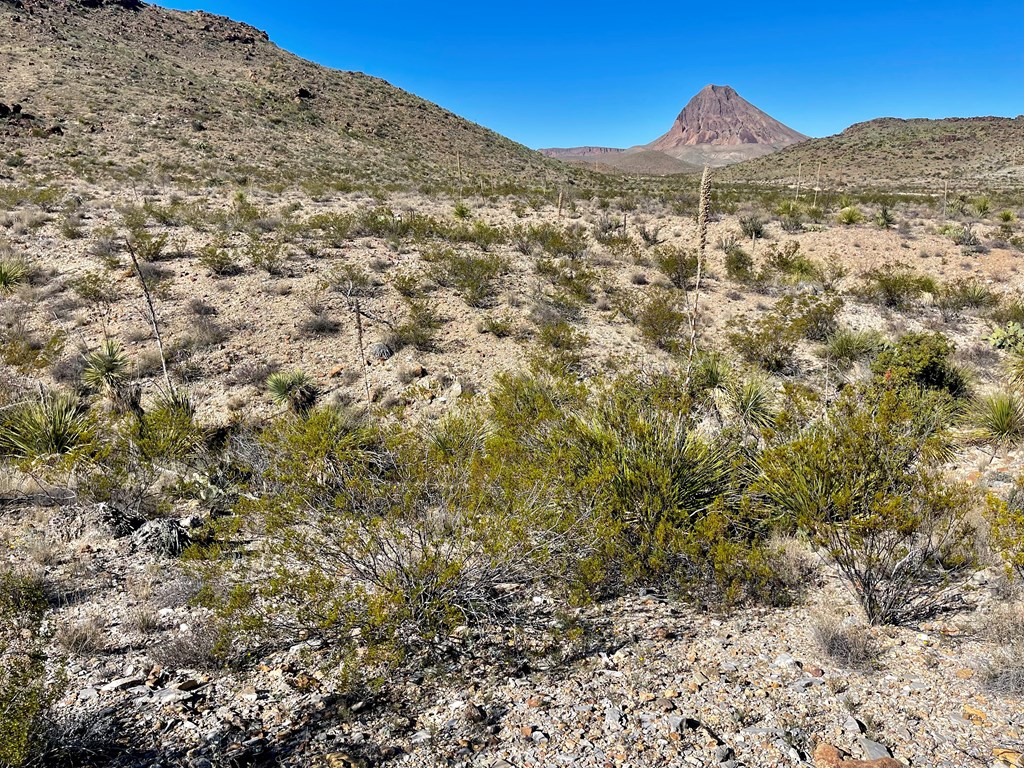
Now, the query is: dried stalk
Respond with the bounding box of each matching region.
[125,237,171,391]
[683,166,712,385]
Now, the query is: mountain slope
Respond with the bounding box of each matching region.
[720,116,1024,189]
[647,84,807,166]
[538,84,806,175]
[0,0,575,190]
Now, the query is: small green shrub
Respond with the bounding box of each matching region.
[266,370,319,413]
[431,251,507,308]
[739,215,765,240]
[724,246,754,283]
[859,264,936,309]
[837,206,864,225]
[636,291,687,352]
[0,260,28,293]
[655,246,698,289]
[871,332,969,398]
[198,242,241,276]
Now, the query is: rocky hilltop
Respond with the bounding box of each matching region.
[647,84,807,165]
[539,84,806,174]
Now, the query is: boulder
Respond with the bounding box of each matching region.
[813,743,901,768]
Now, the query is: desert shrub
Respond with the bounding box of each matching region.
[950,223,980,250]
[739,215,765,240]
[127,228,168,262]
[758,241,820,285]
[637,220,662,246]
[305,211,355,247]
[787,293,844,342]
[298,311,340,337]
[837,206,864,225]
[479,313,515,338]
[724,246,754,283]
[453,201,471,220]
[0,320,65,374]
[69,270,122,306]
[533,320,587,373]
[655,245,698,289]
[986,484,1024,581]
[758,383,973,624]
[870,332,969,398]
[0,259,28,294]
[635,291,687,352]
[198,242,241,276]
[535,256,596,302]
[431,251,507,307]
[728,296,823,373]
[523,222,588,259]
[389,299,441,351]
[246,235,285,274]
[859,264,936,309]
[776,200,803,232]
[1,568,59,768]
[825,327,885,369]
[266,370,319,414]
[0,391,93,463]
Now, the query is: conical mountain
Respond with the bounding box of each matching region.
[647,84,807,167]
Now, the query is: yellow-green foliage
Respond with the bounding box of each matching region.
[986,485,1024,580]
[758,382,972,624]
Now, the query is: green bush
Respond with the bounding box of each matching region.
[739,215,765,240]
[655,246,698,289]
[870,332,969,398]
[636,291,687,352]
[431,251,508,307]
[724,246,754,283]
[758,383,973,624]
[266,370,319,413]
[0,392,93,463]
[859,263,936,309]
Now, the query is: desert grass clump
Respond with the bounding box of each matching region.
[837,206,864,225]
[0,391,93,461]
[825,327,885,369]
[266,370,319,414]
[0,259,28,293]
[810,613,878,669]
[858,263,936,309]
[970,392,1024,448]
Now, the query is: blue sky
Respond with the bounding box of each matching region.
[160,0,1024,149]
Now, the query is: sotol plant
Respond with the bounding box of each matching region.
[267,370,319,414]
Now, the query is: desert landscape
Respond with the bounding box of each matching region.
[3,1,1024,767]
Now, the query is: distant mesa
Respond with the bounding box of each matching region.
[540,84,807,174]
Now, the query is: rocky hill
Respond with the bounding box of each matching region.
[0,0,578,191]
[647,84,807,166]
[721,116,1024,191]
[539,84,806,174]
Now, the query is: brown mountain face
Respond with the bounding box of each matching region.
[538,84,807,174]
[647,84,807,167]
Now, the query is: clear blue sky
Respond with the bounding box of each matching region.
[160,0,1024,149]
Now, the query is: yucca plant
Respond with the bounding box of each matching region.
[837,206,864,225]
[970,392,1024,447]
[1006,350,1024,391]
[719,376,777,432]
[267,369,319,414]
[0,392,92,461]
[0,259,28,293]
[82,339,131,398]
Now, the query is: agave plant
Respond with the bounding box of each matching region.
[267,369,319,413]
[0,259,28,293]
[82,338,131,397]
[0,391,92,461]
